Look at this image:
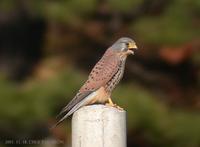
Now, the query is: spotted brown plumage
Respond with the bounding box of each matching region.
[53,37,138,128]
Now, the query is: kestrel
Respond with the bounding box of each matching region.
[53,37,138,127]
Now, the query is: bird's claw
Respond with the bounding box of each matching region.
[106,98,124,110]
[105,103,124,110]
[105,102,115,107]
[115,105,124,110]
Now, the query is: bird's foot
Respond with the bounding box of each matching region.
[105,102,115,107]
[105,98,115,106]
[105,98,124,110]
[114,105,124,111]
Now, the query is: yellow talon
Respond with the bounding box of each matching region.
[108,98,114,106]
[106,98,115,107]
[115,105,124,110]
[106,98,124,110]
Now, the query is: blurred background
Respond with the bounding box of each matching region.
[0,0,200,146]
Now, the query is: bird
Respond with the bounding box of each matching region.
[53,37,138,128]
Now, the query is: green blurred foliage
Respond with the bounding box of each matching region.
[108,0,141,13]
[114,86,200,146]
[133,0,200,45]
[0,0,199,46]
[0,0,199,146]
[44,0,97,25]
[0,68,84,130]
[0,70,200,146]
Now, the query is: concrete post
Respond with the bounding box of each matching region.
[72,105,126,147]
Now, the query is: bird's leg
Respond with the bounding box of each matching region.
[106,98,124,110]
[114,104,124,111]
[106,98,115,107]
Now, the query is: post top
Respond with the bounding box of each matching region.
[73,104,126,116]
[72,104,127,147]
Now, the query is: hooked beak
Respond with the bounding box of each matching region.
[127,42,138,55]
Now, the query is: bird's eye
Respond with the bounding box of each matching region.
[121,42,128,51]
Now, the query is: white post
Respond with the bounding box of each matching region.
[72,105,126,147]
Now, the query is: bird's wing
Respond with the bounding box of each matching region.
[80,52,120,93]
[57,91,93,117]
[52,53,120,128]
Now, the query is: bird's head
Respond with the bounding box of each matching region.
[110,37,138,57]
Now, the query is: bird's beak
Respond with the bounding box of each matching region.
[127,43,138,55]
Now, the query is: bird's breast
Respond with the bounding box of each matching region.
[105,60,126,93]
